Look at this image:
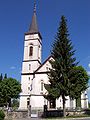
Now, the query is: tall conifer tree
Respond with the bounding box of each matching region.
[45,16,78,117]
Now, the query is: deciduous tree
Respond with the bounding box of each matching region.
[69,66,89,107]
[0,78,21,107]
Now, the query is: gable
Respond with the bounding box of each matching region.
[35,56,53,73]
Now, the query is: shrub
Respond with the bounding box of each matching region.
[0,110,5,120]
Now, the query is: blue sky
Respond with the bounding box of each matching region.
[0,0,90,100]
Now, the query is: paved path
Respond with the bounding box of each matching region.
[13,117,90,120]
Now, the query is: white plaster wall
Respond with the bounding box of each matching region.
[30,96,44,109]
[23,40,41,61]
[81,91,88,108]
[24,34,42,62]
[56,96,70,109]
[22,61,40,73]
[23,46,28,60]
[19,74,34,110]
[25,34,41,41]
[81,100,85,108]
[81,99,88,108]
[73,99,76,108]
[21,75,33,94]
[86,99,89,108]
[31,73,48,95]
[19,96,28,110]
[56,97,62,109]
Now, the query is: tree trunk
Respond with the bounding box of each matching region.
[8,98,11,107]
[62,94,66,117]
[76,96,81,108]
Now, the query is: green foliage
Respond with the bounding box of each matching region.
[0,77,21,107]
[68,66,89,107]
[0,110,5,120]
[45,15,77,99]
[0,73,7,81]
[11,99,19,108]
[69,66,89,100]
[0,74,3,81]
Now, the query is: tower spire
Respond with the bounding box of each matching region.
[29,0,39,34]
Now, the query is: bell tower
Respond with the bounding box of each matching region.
[19,1,42,109]
[22,1,42,74]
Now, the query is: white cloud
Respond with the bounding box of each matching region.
[87,71,90,76]
[10,66,16,70]
[88,63,90,68]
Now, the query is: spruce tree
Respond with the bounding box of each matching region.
[45,16,78,117]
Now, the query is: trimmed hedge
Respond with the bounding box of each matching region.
[0,110,5,120]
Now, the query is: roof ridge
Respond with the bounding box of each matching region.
[34,55,53,73]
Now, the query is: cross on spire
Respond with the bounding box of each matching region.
[34,0,36,13]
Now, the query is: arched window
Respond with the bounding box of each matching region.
[29,46,33,56]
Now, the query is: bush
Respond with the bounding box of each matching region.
[0,110,5,120]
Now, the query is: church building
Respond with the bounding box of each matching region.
[19,2,88,110]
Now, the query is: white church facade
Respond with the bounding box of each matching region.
[19,3,88,111]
